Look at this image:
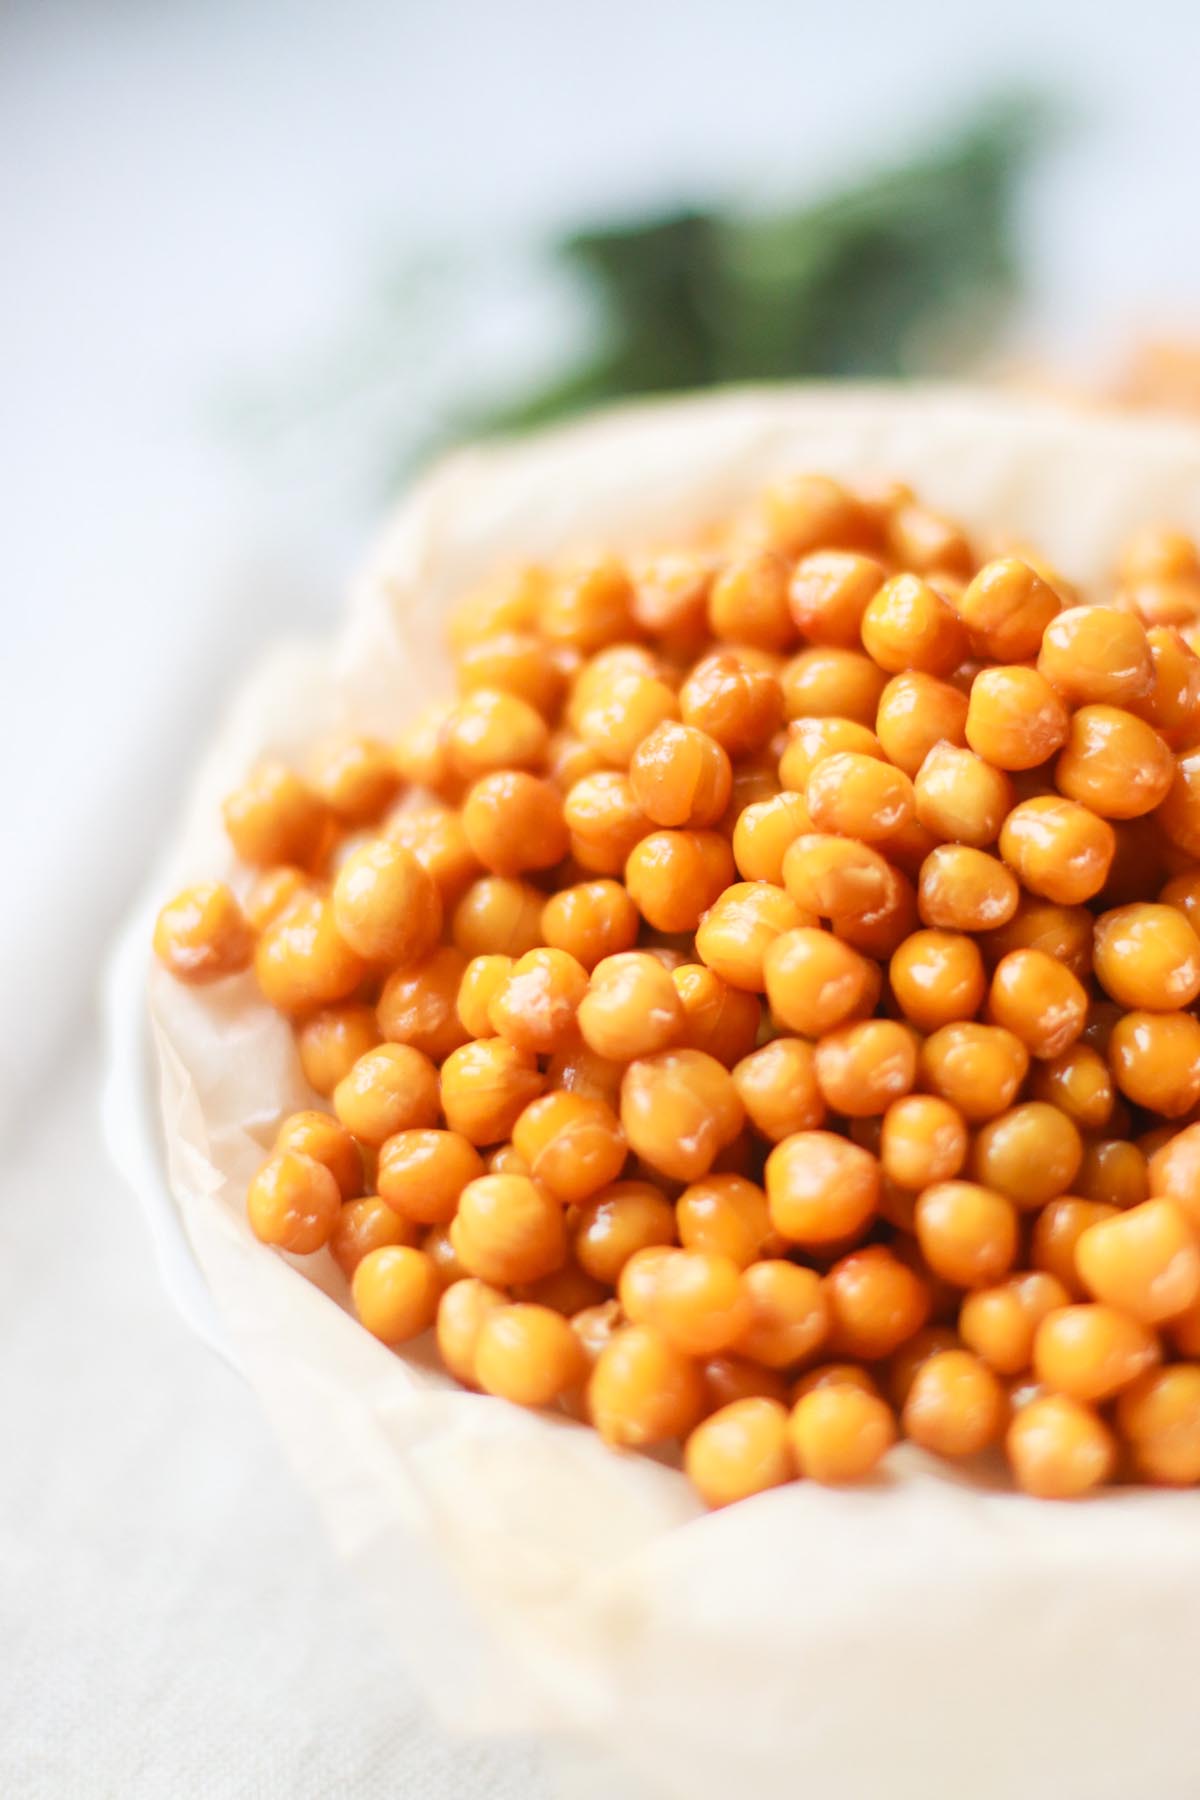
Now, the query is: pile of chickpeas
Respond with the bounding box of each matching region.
[154,471,1200,1506]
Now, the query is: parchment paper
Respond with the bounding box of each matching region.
[144,386,1200,1800]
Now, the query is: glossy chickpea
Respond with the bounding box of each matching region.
[392,701,460,799]
[763,928,879,1037]
[573,668,679,770]
[781,647,888,726]
[620,1049,744,1183]
[330,1197,419,1279]
[628,550,714,653]
[628,721,732,828]
[223,761,329,868]
[449,1173,566,1286]
[672,965,761,1066]
[764,1131,879,1248]
[328,838,440,967]
[456,953,513,1037]
[545,730,605,791]
[919,1022,1028,1125]
[788,1385,896,1484]
[913,743,1012,847]
[676,1175,777,1270]
[886,497,972,576]
[917,845,1019,933]
[1006,1393,1116,1498]
[1160,867,1200,936]
[701,1356,789,1410]
[377,945,469,1063]
[1132,626,1200,745]
[435,1277,507,1386]
[246,1150,341,1253]
[1033,1303,1159,1402]
[832,863,920,959]
[778,717,881,793]
[297,1002,381,1096]
[888,929,984,1032]
[472,1302,586,1407]
[959,1272,1071,1376]
[452,875,545,959]
[860,573,968,676]
[1075,1199,1200,1325]
[721,754,782,826]
[696,884,812,994]
[332,1044,440,1147]
[577,951,684,1060]
[625,829,734,933]
[422,1220,469,1287]
[883,1326,961,1408]
[351,1245,440,1344]
[487,948,588,1055]
[509,1091,625,1204]
[1028,1045,1115,1134]
[880,1095,968,1189]
[1109,1010,1200,1117]
[243,865,308,933]
[439,1039,543,1145]
[875,672,969,777]
[787,549,884,645]
[805,752,915,846]
[813,1020,917,1118]
[678,650,784,755]
[755,471,869,556]
[1036,604,1153,705]
[454,631,567,718]
[1118,525,1200,586]
[307,735,400,824]
[1117,1365,1200,1485]
[540,880,639,971]
[980,894,1094,982]
[731,1260,828,1368]
[1093,903,1200,1011]
[1147,1124,1200,1229]
[824,1247,930,1360]
[971,1103,1083,1207]
[731,792,812,884]
[153,882,252,984]
[987,948,1088,1062]
[515,1259,608,1317]
[275,1110,363,1200]
[1032,1198,1119,1298]
[706,548,793,650]
[902,1349,1006,1458]
[914,1181,1018,1288]
[965,666,1069,770]
[447,567,543,650]
[633,1249,750,1356]
[588,1321,706,1446]
[792,1363,880,1401]
[685,1398,794,1507]
[956,556,1060,660]
[1055,705,1174,821]
[569,1182,673,1285]
[781,834,891,921]
[443,688,549,781]
[1158,748,1200,859]
[562,772,650,874]
[731,1039,825,1142]
[459,772,567,876]
[376,1128,484,1225]
[538,555,635,652]
[253,891,366,1013]
[386,806,481,908]
[998,796,1115,905]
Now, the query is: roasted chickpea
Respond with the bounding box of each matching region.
[959,1271,1071,1375]
[377,945,470,1062]
[1132,625,1200,745]
[1028,1044,1115,1134]
[731,1038,825,1142]
[455,631,567,717]
[970,1103,1083,1207]
[805,751,915,846]
[685,1398,794,1507]
[902,1348,1006,1458]
[352,1245,441,1344]
[443,688,549,781]
[1158,748,1200,859]
[537,555,635,652]
[487,947,588,1054]
[510,1091,626,1203]
[577,951,685,1060]
[1117,1365,1200,1485]
[447,567,543,650]
[813,1019,917,1117]
[330,1196,419,1279]
[788,1385,896,1483]
[781,647,888,726]
[330,838,442,967]
[573,666,679,770]
[588,1323,705,1446]
[1147,1124,1200,1230]
[998,796,1115,905]
[223,761,329,868]
[860,573,968,676]
[914,1181,1018,1288]
[754,471,868,556]
[307,735,400,824]
[919,1022,1028,1124]
[704,548,792,651]
[455,953,512,1037]
[884,1326,962,1408]
[696,882,811,993]
[674,1175,777,1270]
[1033,1303,1159,1402]
[246,1149,341,1253]
[538,880,637,971]
[628,551,714,652]
[874,672,969,777]
[435,1277,507,1386]
[154,881,253,985]
[731,1260,828,1368]
[376,1128,484,1225]
[297,1002,382,1096]
[958,556,1061,661]
[1037,604,1153,705]
[831,863,919,958]
[917,845,1019,933]
[333,1043,440,1147]
[1055,705,1174,820]
[787,549,884,645]
[781,834,891,921]
[628,721,732,828]
[1032,1198,1119,1298]
[1109,1010,1200,1117]
[630,1248,750,1356]
[449,1173,566,1286]
[1074,1198,1200,1325]
[913,743,1013,847]
[965,666,1069,770]
[778,716,881,793]
[275,1110,363,1200]
[880,1095,968,1189]
[254,891,366,1013]
[980,894,1094,982]
[1006,1393,1115,1497]
[452,875,545,959]
[824,1247,930,1360]
[671,965,761,1066]
[625,829,734,933]
[392,701,460,799]
[620,1049,744,1183]
[570,1182,675,1285]
[1092,902,1200,1011]
[763,927,880,1037]
[386,805,481,907]
[765,1131,879,1247]
[439,1038,544,1145]
[1160,866,1200,935]
[678,650,784,755]
[243,865,308,933]
[732,791,813,884]
[703,1356,791,1410]
[472,1302,586,1408]
[459,771,568,875]
[986,948,1088,1060]
[888,929,984,1032]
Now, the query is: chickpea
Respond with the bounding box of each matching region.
[753,471,868,556]
[913,743,1013,847]
[860,573,968,677]
[792,1363,880,1402]
[671,965,761,1066]
[629,551,715,653]
[702,1356,789,1409]
[1036,603,1153,706]
[696,882,811,993]
[880,1095,968,1189]
[1117,1365,1200,1485]
[884,1326,961,1408]
[588,1323,705,1446]
[540,879,638,971]
[455,631,567,718]
[436,1276,507,1385]
[998,796,1115,906]
[781,834,891,921]
[813,1019,917,1117]
[785,549,882,645]
[970,1103,1082,1209]
[1055,704,1174,821]
[275,1110,363,1200]
[510,1091,626,1203]
[244,866,308,933]
[620,1049,744,1183]
[919,1022,1028,1124]
[781,647,888,726]
[1032,1198,1118,1298]
[386,805,481,908]
[307,735,400,824]
[832,863,919,959]
[981,895,1094,983]
[377,945,470,1063]
[917,845,1019,933]
[958,556,1061,661]
[703,548,792,651]
[778,716,881,793]
[515,1259,608,1317]
[1075,1199,1200,1325]
[443,688,549,781]
[376,1128,484,1225]
[486,947,588,1055]
[765,1130,880,1247]
[763,928,879,1037]
[1093,902,1200,1011]
[447,567,543,650]
[959,1272,1072,1375]
[254,891,366,1013]
[676,1175,778,1270]
[351,1245,441,1344]
[721,754,783,827]
[875,672,969,777]
[1109,1010,1200,1117]
[1006,1393,1116,1497]
[449,1173,566,1286]
[915,1182,1018,1288]
[631,1248,750,1356]
[545,730,605,791]
[393,701,461,800]
[459,771,568,876]
[804,751,915,846]
[1147,1123,1200,1230]
[472,1302,586,1408]
[1028,1044,1115,1134]
[452,875,545,959]
[735,1260,830,1368]
[986,948,1088,1061]
[330,1196,419,1280]
[1132,625,1200,745]
[902,1349,1006,1458]
[154,881,253,984]
[685,1398,794,1507]
[456,953,513,1038]
[573,668,679,770]
[1160,866,1200,935]
[297,1002,382,1097]
[332,1044,439,1147]
[223,761,330,868]
[246,1149,341,1253]
[788,1385,896,1484]
[628,720,732,828]
[439,1039,543,1145]
[731,1038,825,1142]
[1154,747,1200,859]
[571,1182,675,1284]
[679,650,784,755]
[577,951,684,1060]
[625,828,734,933]
[965,666,1069,770]
[422,1220,469,1288]
[330,838,442,967]
[888,929,984,1033]
[825,1247,930,1360]
[732,792,813,884]
[1033,1303,1159,1402]
[539,555,635,652]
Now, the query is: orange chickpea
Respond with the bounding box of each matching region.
[958,556,1061,661]
[572,1182,676,1285]
[1006,1393,1116,1497]
[330,1197,419,1279]
[763,927,880,1037]
[781,647,888,726]
[998,796,1115,905]
[629,721,732,827]
[830,863,919,959]
[297,1002,382,1096]
[386,805,481,908]
[914,1181,1018,1287]
[679,650,784,755]
[443,687,549,781]
[913,743,1013,847]
[253,891,366,1013]
[456,953,512,1037]
[377,945,470,1063]
[781,834,891,921]
[1117,1365,1200,1485]
[756,472,870,556]
[703,1355,791,1409]
[696,882,812,993]
[620,1048,744,1183]
[1093,902,1200,1011]
[884,1326,962,1408]
[959,1271,1072,1375]
[1133,625,1200,745]
[1028,1044,1115,1133]
[979,894,1094,982]
[1075,1198,1200,1325]
[447,567,543,650]
[439,1038,544,1144]
[860,573,968,677]
[630,550,714,653]
[813,1019,917,1117]
[685,1398,794,1507]
[455,631,567,718]
[460,771,568,875]
[377,1128,485,1225]
[736,1260,830,1368]
[707,549,794,651]
[987,948,1088,1060]
[917,845,1019,933]
[880,1094,968,1189]
[902,1348,1006,1457]
[510,1090,626,1203]
[1055,705,1174,820]
[573,666,679,769]
[788,1385,896,1483]
[473,1302,587,1408]
[449,1173,566,1286]
[331,838,443,966]
[1109,1010,1200,1117]
[487,947,588,1055]
[223,761,329,868]
[634,1249,751,1356]
[435,1276,507,1385]
[875,671,969,778]
[1147,1123,1200,1230]
[765,1130,880,1248]
[778,716,881,792]
[392,701,460,799]
[1032,1199,1119,1299]
[624,829,733,933]
[677,1175,779,1269]
[889,929,984,1032]
[275,1110,363,1200]
[970,1103,1083,1207]
[787,550,884,645]
[1036,603,1153,705]
[451,875,545,959]
[539,555,635,652]
[587,1321,706,1446]
[672,964,761,1066]
[732,1038,826,1142]
[1033,1303,1159,1402]
[965,666,1069,770]
[562,771,650,875]
[540,879,639,971]
[246,1149,341,1253]
[307,735,400,823]
[792,1363,880,1402]
[352,1245,441,1343]
[919,1022,1028,1124]
[732,791,814,884]
[825,1247,930,1360]
[577,950,685,1060]
[1118,525,1200,587]
[154,882,253,984]
[805,752,915,846]
[243,865,308,933]
[1158,747,1200,859]
[422,1220,469,1287]
[333,1044,440,1147]
[1160,866,1200,934]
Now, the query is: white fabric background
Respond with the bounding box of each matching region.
[4,2,1200,1795]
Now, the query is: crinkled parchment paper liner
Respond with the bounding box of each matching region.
[139,387,1200,1800]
